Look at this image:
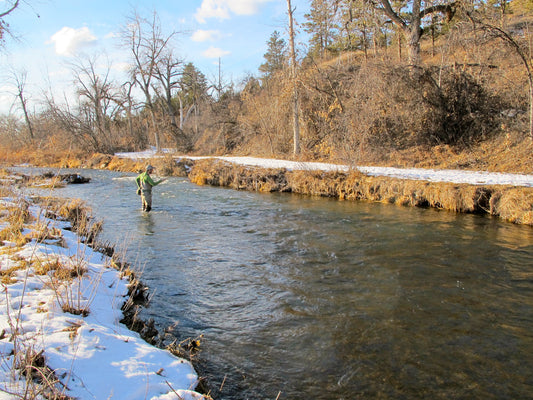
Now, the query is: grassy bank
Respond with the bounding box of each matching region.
[2,151,532,225]
[187,158,533,226]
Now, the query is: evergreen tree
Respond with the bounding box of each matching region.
[304,0,340,58]
[180,62,208,107]
[259,31,287,80]
[176,62,208,143]
[337,0,374,56]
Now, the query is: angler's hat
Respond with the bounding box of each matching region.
[146,165,154,172]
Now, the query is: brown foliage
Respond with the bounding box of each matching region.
[236,75,294,156]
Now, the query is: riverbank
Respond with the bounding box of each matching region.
[3,150,533,225]
[186,158,533,225]
[0,178,207,399]
[112,151,533,226]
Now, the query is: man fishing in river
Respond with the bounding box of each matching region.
[136,165,166,212]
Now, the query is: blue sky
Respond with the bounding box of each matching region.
[1,0,309,115]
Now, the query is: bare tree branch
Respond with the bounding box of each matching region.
[0,0,19,19]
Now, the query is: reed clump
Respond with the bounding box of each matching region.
[36,198,103,244]
[105,156,144,172]
[0,199,33,246]
[84,152,114,169]
[0,258,29,284]
[188,159,233,187]
[490,189,533,225]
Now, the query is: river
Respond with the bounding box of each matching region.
[27,168,533,399]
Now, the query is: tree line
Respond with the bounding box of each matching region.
[1,0,532,163]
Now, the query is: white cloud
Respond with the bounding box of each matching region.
[48,27,97,56]
[191,29,222,42]
[112,62,132,72]
[202,46,231,59]
[105,31,120,39]
[195,0,273,23]
[195,0,229,23]
[226,0,272,15]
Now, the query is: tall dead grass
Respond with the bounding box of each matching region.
[189,159,533,225]
[189,159,290,192]
[34,198,103,245]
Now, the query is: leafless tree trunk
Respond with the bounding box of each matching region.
[287,0,300,155]
[0,0,20,45]
[121,10,176,152]
[120,81,137,144]
[153,50,182,129]
[378,0,456,66]
[10,69,34,140]
[69,55,119,151]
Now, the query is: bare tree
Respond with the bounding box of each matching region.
[0,0,20,46]
[118,80,145,148]
[121,10,176,152]
[287,0,300,155]
[45,55,119,153]
[9,68,34,141]
[69,55,117,148]
[152,50,183,132]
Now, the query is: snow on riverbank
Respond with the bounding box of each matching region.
[115,150,533,187]
[0,198,205,399]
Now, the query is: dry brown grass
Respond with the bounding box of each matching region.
[189,159,290,192]
[35,198,102,244]
[490,188,533,224]
[0,258,28,284]
[151,154,192,177]
[105,156,144,172]
[26,223,65,247]
[375,132,533,173]
[0,200,33,246]
[189,158,533,225]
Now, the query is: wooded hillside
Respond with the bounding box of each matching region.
[1,0,532,172]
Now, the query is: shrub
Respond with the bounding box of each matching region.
[342,64,500,151]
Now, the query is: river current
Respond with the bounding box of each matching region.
[27,168,533,399]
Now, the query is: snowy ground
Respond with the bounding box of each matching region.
[115,150,533,187]
[0,196,206,399]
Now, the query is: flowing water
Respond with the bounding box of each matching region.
[25,168,533,399]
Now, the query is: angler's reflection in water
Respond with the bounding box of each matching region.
[138,212,155,235]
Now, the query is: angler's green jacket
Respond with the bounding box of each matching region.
[136,172,163,192]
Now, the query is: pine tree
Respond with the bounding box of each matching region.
[304,0,340,58]
[259,31,287,80]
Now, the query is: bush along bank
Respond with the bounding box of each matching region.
[187,158,533,226]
